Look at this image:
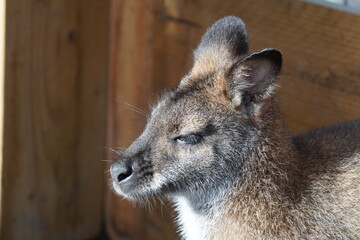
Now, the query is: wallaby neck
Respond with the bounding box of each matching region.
[173,106,301,239]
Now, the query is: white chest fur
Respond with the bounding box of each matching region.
[174,197,210,240]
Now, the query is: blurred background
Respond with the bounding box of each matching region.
[1,0,360,239]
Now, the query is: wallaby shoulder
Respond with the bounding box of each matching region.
[292,119,360,239]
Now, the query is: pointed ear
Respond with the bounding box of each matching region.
[186,16,248,81]
[227,48,282,108]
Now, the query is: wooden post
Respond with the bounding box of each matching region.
[1,0,109,239]
[0,0,5,231]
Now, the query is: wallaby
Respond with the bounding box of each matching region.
[110,16,360,240]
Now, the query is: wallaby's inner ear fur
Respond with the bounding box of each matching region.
[184,16,248,82]
[227,48,282,108]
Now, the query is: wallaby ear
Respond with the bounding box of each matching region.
[227,48,282,109]
[187,16,249,79]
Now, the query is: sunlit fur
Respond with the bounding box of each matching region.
[110,16,360,240]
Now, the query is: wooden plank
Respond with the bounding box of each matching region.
[1,0,109,239]
[0,0,5,230]
[72,0,109,237]
[106,0,360,239]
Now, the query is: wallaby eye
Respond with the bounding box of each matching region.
[174,134,202,145]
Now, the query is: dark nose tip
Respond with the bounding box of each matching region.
[110,160,133,183]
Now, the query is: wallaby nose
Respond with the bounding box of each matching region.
[110,160,133,183]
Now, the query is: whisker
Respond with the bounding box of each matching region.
[115,141,125,147]
[123,102,148,116]
[115,100,148,117]
[105,147,123,155]
[148,98,155,110]
[114,147,127,150]
[101,159,113,162]
[159,201,164,219]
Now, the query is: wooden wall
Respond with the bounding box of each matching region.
[0,0,5,229]
[106,0,360,239]
[1,0,109,239]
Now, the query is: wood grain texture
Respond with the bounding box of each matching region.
[106,0,360,239]
[0,0,5,230]
[1,0,109,239]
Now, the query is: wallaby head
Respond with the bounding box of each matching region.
[110,16,283,201]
